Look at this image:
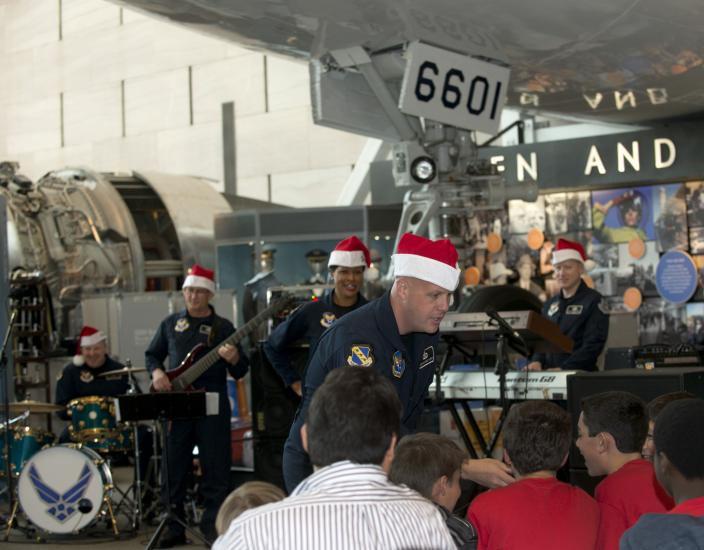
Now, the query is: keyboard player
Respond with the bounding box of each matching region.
[526,238,609,372]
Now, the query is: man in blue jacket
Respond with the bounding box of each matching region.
[528,238,609,371]
[146,264,249,547]
[282,233,514,492]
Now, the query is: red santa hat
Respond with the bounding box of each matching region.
[182,264,216,293]
[392,233,460,291]
[551,238,587,265]
[73,326,106,366]
[328,236,371,268]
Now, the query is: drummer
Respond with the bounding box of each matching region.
[54,325,131,441]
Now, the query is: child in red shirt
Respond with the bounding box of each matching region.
[467,401,599,550]
[621,398,704,550]
[576,391,673,550]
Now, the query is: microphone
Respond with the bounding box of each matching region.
[485,308,530,357]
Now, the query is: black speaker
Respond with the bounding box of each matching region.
[567,367,704,468]
[250,344,306,490]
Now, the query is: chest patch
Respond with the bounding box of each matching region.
[80,370,94,383]
[175,318,189,332]
[566,305,583,315]
[199,324,212,335]
[392,350,406,379]
[347,345,374,367]
[547,303,559,317]
[419,346,435,369]
[320,312,336,329]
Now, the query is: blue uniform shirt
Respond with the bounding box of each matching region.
[532,280,609,371]
[263,290,368,386]
[55,356,130,420]
[145,307,249,412]
[283,291,439,489]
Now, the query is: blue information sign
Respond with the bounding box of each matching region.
[655,250,698,304]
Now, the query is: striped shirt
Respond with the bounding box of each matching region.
[214,461,456,550]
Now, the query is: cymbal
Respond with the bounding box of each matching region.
[8,400,63,413]
[97,366,148,378]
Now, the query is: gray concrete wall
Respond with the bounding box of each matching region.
[0,0,367,206]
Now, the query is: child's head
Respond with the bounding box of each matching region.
[215,481,286,535]
[643,391,695,461]
[502,401,571,476]
[577,391,647,476]
[653,398,704,497]
[389,432,467,512]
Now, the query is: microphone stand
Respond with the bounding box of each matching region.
[484,309,530,456]
[0,309,17,514]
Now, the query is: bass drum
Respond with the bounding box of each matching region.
[17,444,112,534]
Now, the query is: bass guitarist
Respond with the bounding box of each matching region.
[146,264,249,548]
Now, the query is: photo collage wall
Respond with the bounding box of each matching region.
[467,181,704,347]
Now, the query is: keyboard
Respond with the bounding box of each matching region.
[427,368,576,400]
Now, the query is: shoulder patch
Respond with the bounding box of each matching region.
[320,312,336,329]
[392,350,405,378]
[598,299,609,314]
[79,370,94,383]
[547,302,559,317]
[347,345,374,367]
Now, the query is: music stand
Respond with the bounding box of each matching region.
[116,392,216,549]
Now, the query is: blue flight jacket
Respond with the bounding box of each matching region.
[283,291,439,486]
[532,281,609,371]
[263,290,368,386]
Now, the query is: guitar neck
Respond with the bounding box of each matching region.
[174,298,288,388]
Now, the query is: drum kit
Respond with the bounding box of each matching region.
[2,365,152,540]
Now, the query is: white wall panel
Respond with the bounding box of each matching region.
[3,0,58,53]
[192,55,266,124]
[5,96,61,155]
[61,0,119,37]
[124,69,190,136]
[63,85,122,146]
[266,56,310,112]
[156,123,222,182]
[92,134,158,173]
[271,166,352,207]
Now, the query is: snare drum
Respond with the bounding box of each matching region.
[67,396,117,442]
[0,426,55,477]
[18,444,112,534]
[81,424,133,454]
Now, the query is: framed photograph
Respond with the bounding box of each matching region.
[508,196,546,234]
[588,243,620,296]
[565,191,592,232]
[544,193,567,235]
[653,183,688,252]
[592,186,656,244]
[638,298,687,346]
[616,241,659,296]
[689,227,704,255]
[685,180,704,228]
[685,302,704,346]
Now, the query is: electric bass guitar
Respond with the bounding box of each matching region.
[150,293,293,392]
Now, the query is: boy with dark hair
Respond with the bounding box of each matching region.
[390,433,477,549]
[642,391,695,461]
[576,391,672,550]
[467,401,599,550]
[621,398,704,549]
[215,367,455,549]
